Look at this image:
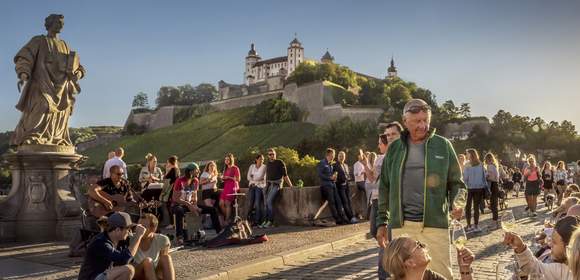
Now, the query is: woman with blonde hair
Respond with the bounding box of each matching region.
[523,155,542,217]
[542,161,556,200]
[462,149,486,232]
[568,228,580,280]
[383,236,474,280]
[132,213,175,280]
[139,153,164,203]
[200,161,220,208]
[484,153,500,226]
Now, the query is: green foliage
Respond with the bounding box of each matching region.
[287,61,358,90]
[248,98,303,125]
[173,104,215,124]
[156,83,218,107]
[124,123,147,136]
[325,81,358,106]
[69,126,123,145]
[0,131,13,155]
[132,92,149,108]
[81,108,316,167]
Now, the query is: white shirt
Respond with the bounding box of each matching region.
[370,154,385,200]
[102,156,128,179]
[353,161,365,182]
[247,163,267,188]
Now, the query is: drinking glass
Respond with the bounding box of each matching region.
[454,188,468,209]
[452,222,468,250]
[495,260,518,280]
[500,210,516,232]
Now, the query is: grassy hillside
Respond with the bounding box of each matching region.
[81,108,316,166]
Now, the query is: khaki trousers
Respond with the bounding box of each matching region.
[392,222,453,279]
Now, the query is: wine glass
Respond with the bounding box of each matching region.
[454,188,468,210]
[495,260,518,280]
[451,222,468,250]
[500,210,516,232]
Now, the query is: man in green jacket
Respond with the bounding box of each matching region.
[376,99,467,279]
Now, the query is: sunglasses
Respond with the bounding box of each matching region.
[405,105,431,114]
[115,172,124,176]
[268,153,275,156]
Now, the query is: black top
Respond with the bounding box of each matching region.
[332,162,349,186]
[164,168,179,185]
[96,178,131,196]
[266,159,288,181]
[78,232,132,280]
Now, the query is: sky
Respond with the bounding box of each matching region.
[1,0,579,132]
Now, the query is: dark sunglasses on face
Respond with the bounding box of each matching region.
[405,105,431,114]
[268,154,274,156]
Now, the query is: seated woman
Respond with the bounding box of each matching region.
[139,153,164,201]
[384,236,475,280]
[503,215,580,280]
[132,213,175,280]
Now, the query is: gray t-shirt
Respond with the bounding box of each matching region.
[402,139,426,221]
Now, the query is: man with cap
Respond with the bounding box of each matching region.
[376,99,467,279]
[78,211,146,280]
[172,162,222,245]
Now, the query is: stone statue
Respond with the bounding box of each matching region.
[11,14,85,147]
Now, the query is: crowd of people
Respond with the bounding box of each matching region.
[76,98,580,280]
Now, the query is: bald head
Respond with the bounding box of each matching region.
[567,204,580,217]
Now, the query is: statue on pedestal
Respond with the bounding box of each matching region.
[11,14,85,147]
[1,14,86,242]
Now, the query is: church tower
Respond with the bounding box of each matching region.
[287,35,304,76]
[245,43,261,85]
[321,49,334,64]
[387,56,398,79]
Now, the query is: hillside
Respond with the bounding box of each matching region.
[81,107,316,166]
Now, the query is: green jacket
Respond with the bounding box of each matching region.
[376,129,466,229]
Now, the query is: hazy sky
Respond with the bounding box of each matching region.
[1,0,579,132]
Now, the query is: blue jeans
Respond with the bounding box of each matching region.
[264,181,281,222]
[247,185,264,224]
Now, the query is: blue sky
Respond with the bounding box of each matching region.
[1,0,579,132]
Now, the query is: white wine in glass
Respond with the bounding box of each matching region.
[452,223,467,250]
[500,210,516,232]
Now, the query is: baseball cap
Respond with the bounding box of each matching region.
[403,99,431,114]
[184,162,199,172]
[107,211,136,230]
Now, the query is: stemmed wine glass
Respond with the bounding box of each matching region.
[500,210,516,232]
[450,188,467,222]
[451,221,467,250]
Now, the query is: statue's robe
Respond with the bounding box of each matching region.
[11,35,85,146]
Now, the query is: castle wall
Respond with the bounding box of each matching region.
[210,90,283,111]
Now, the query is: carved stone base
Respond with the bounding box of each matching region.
[0,148,83,242]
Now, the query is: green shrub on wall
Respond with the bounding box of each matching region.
[248,99,303,125]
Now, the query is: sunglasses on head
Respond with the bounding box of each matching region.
[405,105,431,114]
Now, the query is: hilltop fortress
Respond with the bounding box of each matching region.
[126,37,398,131]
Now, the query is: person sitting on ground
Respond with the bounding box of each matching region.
[78,212,146,280]
[172,163,222,245]
[566,204,580,217]
[131,213,175,280]
[564,184,580,199]
[383,236,475,280]
[503,215,580,279]
[568,228,580,280]
[552,197,579,220]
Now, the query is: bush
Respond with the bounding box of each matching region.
[248,99,303,125]
[173,104,215,124]
[124,123,147,135]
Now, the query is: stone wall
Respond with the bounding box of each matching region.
[236,184,368,226]
[211,90,283,111]
[76,133,122,152]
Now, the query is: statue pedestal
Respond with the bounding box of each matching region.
[0,145,84,242]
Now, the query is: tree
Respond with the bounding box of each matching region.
[194,83,218,103]
[156,86,181,107]
[132,92,149,108]
[458,103,471,119]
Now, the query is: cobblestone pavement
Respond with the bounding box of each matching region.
[250,196,549,280]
